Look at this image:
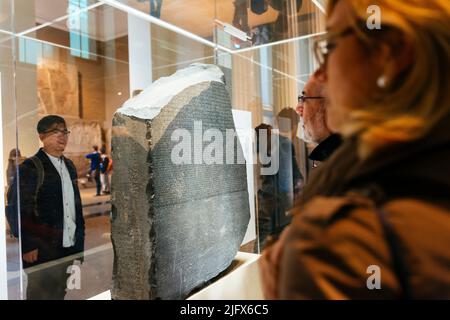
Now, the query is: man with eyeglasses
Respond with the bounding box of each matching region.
[8,115,85,299]
[297,69,342,166]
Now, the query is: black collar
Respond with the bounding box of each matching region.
[309,134,342,162]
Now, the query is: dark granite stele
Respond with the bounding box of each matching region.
[111,80,250,300]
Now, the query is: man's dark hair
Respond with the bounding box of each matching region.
[277,108,300,133]
[278,107,300,124]
[37,115,66,134]
[93,145,99,151]
[255,123,272,156]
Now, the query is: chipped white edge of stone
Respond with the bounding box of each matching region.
[116,63,225,120]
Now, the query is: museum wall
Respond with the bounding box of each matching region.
[36,26,106,123]
[151,24,215,82]
[0,39,18,183]
[272,42,299,115]
[1,1,40,173]
[231,50,264,129]
[103,35,130,156]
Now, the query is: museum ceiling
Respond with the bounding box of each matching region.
[29,0,325,44]
[0,0,326,72]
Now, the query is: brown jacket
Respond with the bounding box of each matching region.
[274,118,450,299]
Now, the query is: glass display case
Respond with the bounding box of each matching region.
[0,0,326,299]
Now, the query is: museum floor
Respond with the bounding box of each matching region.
[6,188,113,300]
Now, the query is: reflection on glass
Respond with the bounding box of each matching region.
[68,0,93,59]
[255,109,304,250]
[7,117,84,299]
[232,0,250,33]
[136,0,163,18]
[2,0,325,299]
[217,0,325,50]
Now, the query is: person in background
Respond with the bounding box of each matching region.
[254,123,274,250]
[256,108,304,250]
[86,145,101,196]
[260,0,450,299]
[137,0,163,18]
[251,24,271,45]
[276,108,304,200]
[297,69,342,166]
[99,146,111,195]
[8,115,85,299]
[6,148,26,189]
[5,149,26,238]
[232,0,250,33]
[150,0,163,18]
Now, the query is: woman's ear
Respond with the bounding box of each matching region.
[376,31,415,84]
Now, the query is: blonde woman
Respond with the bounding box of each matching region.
[260,0,450,299]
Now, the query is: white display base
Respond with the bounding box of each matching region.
[188,252,263,300]
[88,252,263,300]
[88,290,111,300]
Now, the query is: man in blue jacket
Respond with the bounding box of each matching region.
[86,145,101,196]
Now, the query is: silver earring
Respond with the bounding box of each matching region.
[377,75,388,88]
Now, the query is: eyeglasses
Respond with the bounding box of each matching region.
[298,91,324,104]
[313,26,355,68]
[43,128,71,136]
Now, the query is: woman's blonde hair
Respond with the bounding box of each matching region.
[327,0,450,158]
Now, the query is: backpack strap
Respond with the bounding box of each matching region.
[29,156,44,217]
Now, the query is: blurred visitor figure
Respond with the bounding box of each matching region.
[86,145,101,196]
[297,69,342,167]
[232,0,250,33]
[5,148,26,237]
[7,115,85,299]
[99,146,112,195]
[254,123,273,250]
[6,148,26,188]
[137,0,163,18]
[260,0,450,299]
[150,0,163,18]
[269,0,303,12]
[276,108,303,200]
[255,108,304,250]
[271,0,303,39]
[251,25,271,46]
